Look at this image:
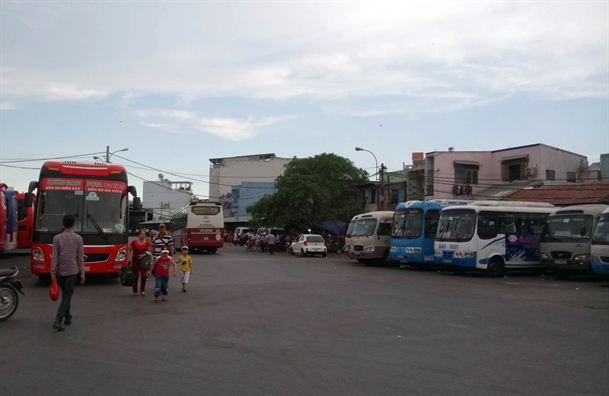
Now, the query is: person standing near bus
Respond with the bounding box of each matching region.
[267,233,276,255]
[128,229,152,296]
[50,214,86,332]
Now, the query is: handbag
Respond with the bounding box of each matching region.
[50,278,59,301]
[119,265,135,287]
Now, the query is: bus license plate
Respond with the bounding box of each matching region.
[84,267,90,272]
[555,260,567,265]
[204,237,208,240]
[443,259,452,264]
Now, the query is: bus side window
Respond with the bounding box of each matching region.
[478,214,497,239]
[377,221,392,236]
[424,210,439,239]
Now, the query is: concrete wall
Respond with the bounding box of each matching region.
[209,157,290,199]
[537,146,587,185]
[425,151,493,200]
[142,181,192,218]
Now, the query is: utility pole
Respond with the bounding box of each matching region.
[379,163,386,211]
[105,146,110,163]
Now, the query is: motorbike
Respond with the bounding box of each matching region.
[0,267,25,321]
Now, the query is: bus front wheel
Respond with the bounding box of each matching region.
[486,257,505,277]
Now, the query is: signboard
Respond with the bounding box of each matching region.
[505,233,541,262]
[40,178,84,191]
[85,180,127,194]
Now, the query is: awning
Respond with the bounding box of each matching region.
[501,154,529,162]
[453,160,481,167]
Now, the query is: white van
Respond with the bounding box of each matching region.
[345,211,394,266]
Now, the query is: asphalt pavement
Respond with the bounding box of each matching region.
[1,245,608,396]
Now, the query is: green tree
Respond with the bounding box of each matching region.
[247,153,369,232]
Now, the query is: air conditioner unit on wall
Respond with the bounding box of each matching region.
[526,167,537,176]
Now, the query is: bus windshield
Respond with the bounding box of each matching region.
[36,190,84,232]
[36,190,127,234]
[436,209,476,242]
[542,214,593,242]
[351,218,377,237]
[592,213,609,245]
[84,192,127,234]
[392,208,423,239]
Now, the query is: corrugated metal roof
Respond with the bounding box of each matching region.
[504,181,609,205]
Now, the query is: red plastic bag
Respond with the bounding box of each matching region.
[50,278,59,301]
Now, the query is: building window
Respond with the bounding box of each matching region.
[546,169,555,181]
[501,160,528,182]
[454,164,479,185]
[390,189,400,204]
[567,172,576,183]
[370,189,377,204]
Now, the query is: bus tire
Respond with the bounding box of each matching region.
[486,257,504,277]
[382,251,393,267]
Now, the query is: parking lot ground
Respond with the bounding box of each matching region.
[1,244,608,396]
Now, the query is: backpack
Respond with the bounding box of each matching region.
[119,265,135,287]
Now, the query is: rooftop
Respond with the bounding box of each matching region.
[210,153,290,164]
[503,181,609,205]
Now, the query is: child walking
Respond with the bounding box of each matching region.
[176,246,193,292]
[147,248,177,302]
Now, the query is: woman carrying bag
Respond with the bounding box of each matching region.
[127,229,152,296]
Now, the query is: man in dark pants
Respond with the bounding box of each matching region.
[51,215,86,332]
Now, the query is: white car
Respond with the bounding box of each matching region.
[291,234,327,257]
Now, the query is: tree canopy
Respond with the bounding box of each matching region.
[247,153,369,233]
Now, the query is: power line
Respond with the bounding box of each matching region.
[0,152,106,164]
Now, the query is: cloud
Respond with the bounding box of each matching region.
[0,102,16,110]
[2,2,607,115]
[136,109,295,141]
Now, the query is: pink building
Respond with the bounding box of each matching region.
[424,144,590,201]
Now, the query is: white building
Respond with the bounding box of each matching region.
[209,153,291,200]
[142,176,193,220]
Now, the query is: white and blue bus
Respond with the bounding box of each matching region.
[390,200,469,267]
[591,207,609,276]
[434,201,555,276]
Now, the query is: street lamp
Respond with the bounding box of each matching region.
[93,147,129,163]
[355,147,378,181]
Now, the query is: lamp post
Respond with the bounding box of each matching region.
[355,147,378,181]
[93,146,129,163]
[355,147,385,210]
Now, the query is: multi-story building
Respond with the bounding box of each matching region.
[357,170,408,212]
[142,178,193,221]
[423,144,589,201]
[228,182,278,219]
[209,153,291,200]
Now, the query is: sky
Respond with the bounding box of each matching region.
[1,1,608,199]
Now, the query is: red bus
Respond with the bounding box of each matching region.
[172,200,224,254]
[26,161,140,280]
[16,192,35,249]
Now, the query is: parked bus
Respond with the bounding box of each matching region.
[16,192,35,248]
[172,200,224,254]
[434,201,555,276]
[345,211,394,266]
[0,184,18,251]
[541,204,608,278]
[27,161,140,280]
[591,207,609,276]
[390,200,469,268]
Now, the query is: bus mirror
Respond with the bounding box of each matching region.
[132,197,142,210]
[28,181,39,194]
[128,185,138,197]
[24,193,33,207]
